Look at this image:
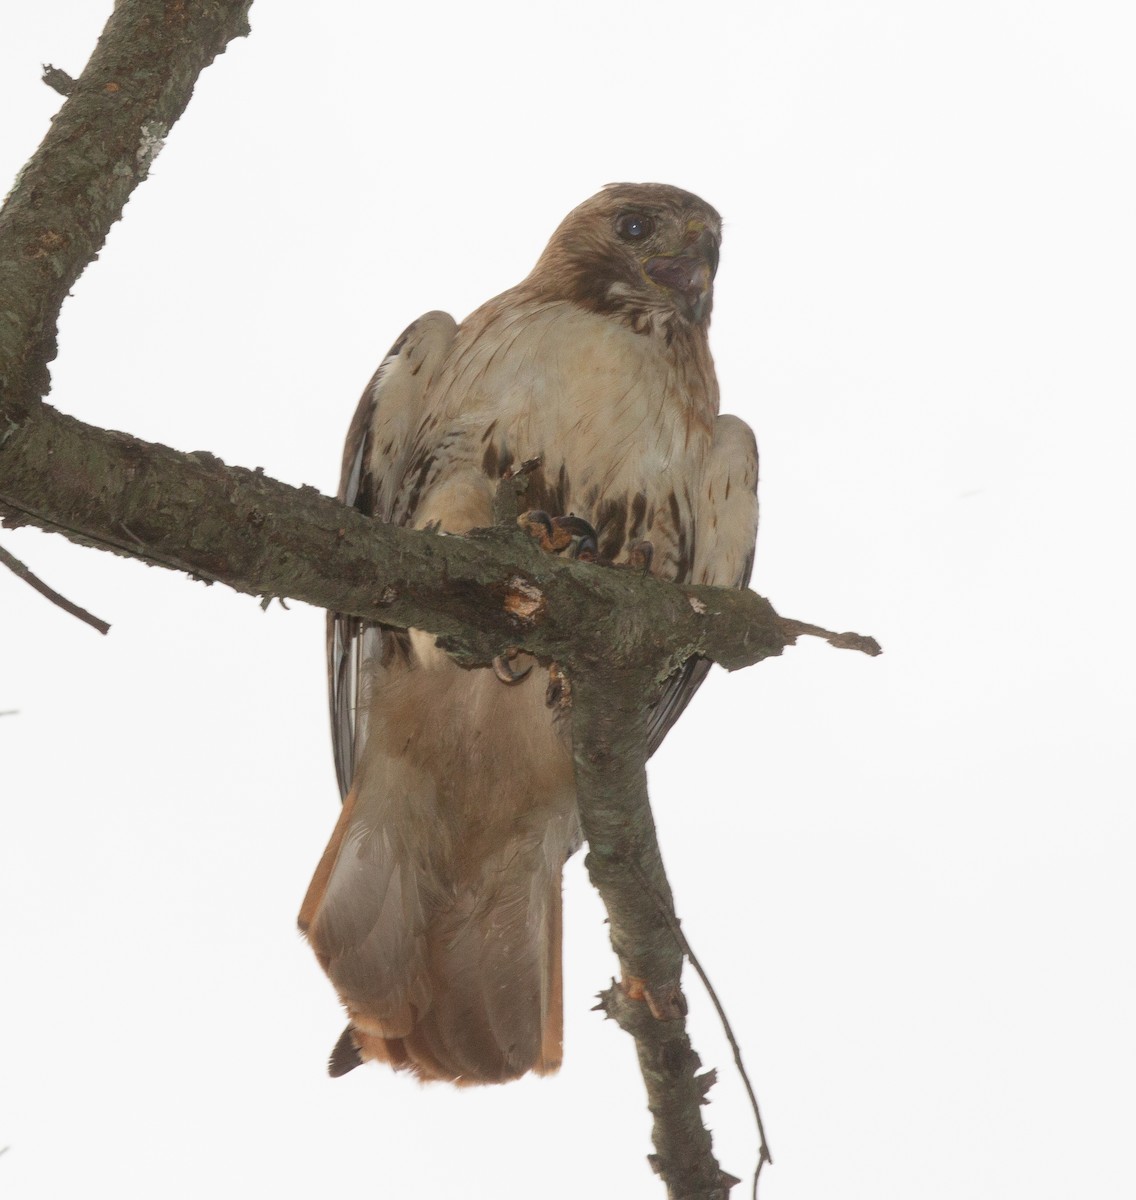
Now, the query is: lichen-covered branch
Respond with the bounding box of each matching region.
[0,0,253,420]
[0,398,866,679]
[571,671,680,1003]
[571,671,735,1200]
[601,984,740,1200]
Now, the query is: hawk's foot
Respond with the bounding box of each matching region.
[517,510,598,561]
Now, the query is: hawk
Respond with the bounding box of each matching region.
[299,183,759,1084]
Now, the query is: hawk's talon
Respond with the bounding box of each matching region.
[492,649,533,685]
[545,663,571,710]
[565,520,598,561]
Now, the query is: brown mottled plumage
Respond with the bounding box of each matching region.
[300,184,759,1084]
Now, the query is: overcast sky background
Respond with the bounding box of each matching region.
[2,3,1134,1198]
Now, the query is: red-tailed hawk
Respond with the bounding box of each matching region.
[299,183,759,1084]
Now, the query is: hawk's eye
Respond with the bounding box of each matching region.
[616,213,654,242]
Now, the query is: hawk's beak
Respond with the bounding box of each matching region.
[644,230,717,323]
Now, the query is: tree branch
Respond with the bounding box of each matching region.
[0,542,110,633]
[0,0,253,422]
[572,669,735,1200]
[0,398,871,679]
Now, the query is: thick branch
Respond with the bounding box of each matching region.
[572,669,681,1007]
[0,401,862,679]
[0,0,253,419]
[572,671,733,1199]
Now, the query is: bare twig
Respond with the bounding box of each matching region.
[41,64,75,96]
[0,543,109,634]
[777,617,882,657]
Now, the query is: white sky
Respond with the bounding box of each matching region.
[2,2,1134,1198]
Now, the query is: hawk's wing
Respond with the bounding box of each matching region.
[644,414,759,756]
[327,312,458,799]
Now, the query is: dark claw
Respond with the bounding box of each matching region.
[492,650,533,685]
[552,515,598,561]
[545,662,572,710]
[549,514,596,540]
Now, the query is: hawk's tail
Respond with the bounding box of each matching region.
[298,780,566,1085]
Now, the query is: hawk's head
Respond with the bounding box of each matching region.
[525,183,722,332]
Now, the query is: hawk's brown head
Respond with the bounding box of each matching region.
[525,183,722,332]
